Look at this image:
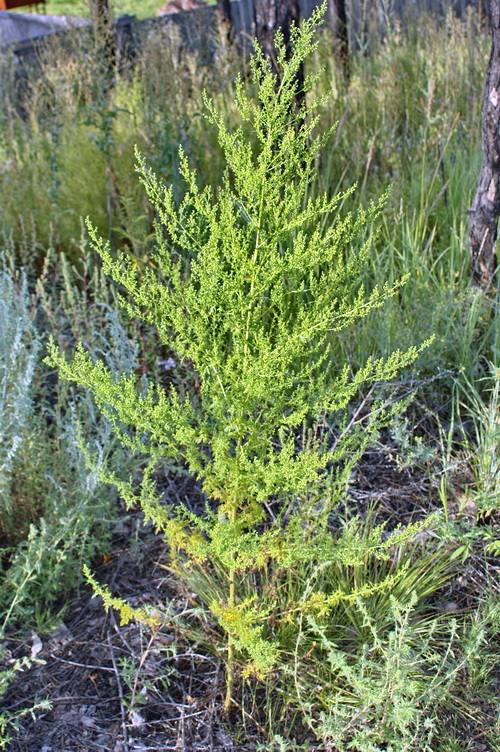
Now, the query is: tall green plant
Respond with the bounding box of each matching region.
[47,7,430,712]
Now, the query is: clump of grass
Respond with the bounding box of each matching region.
[0,240,143,631]
[453,364,500,514]
[304,7,492,399]
[0,15,239,258]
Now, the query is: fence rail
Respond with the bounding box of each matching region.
[0,0,483,81]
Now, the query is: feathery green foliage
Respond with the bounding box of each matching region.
[0,248,141,630]
[46,7,431,708]
[296,594,459,751]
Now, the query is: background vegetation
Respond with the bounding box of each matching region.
[10,0,210,19]
[1,3,499,750]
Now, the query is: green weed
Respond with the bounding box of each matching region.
[0,649,51,749]
[47,6,435,715]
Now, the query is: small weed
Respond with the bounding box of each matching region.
[0,649,51,749]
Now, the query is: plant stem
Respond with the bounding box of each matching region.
[224,505,238,715]
[224,564,236,715]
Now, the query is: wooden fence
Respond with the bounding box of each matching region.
[1,0,483,83]
[134,0,480,52]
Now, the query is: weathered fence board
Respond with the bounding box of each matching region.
[0,0,483,92]
[1,0,482,50]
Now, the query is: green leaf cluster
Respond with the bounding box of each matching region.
[46,7,429,682]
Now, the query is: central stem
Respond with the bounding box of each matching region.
[223,499,240,715]
[224,564,237,714]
